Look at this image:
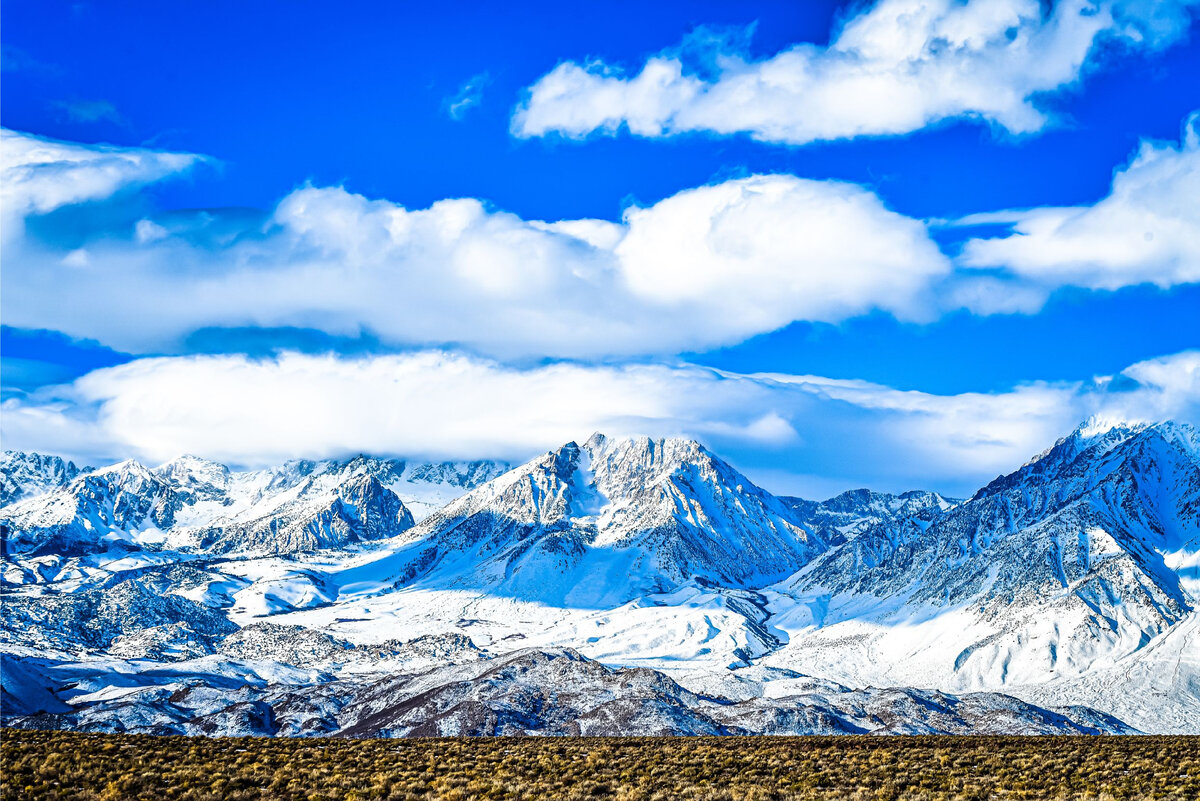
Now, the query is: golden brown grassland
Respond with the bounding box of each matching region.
[2,729,1198,801]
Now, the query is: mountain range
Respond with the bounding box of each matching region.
[2,418,1197,736]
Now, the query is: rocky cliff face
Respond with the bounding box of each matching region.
[0,452,88,507]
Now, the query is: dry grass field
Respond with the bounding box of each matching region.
[2,729,1198,801]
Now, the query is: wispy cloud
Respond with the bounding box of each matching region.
[0,44,59,74]
[51,98,126,126]
[444,72,492,120]
[0,128,204,237]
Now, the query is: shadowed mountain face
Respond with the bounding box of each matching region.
[792,421,1197,611]
[2,420,1198,735]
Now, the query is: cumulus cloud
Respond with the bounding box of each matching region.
[1,130,951,358]
[512,0,1199,144]
[615,177,946,325]
[4,125,1196,364]
[956,113,1200,290]
[4,349,1198,496]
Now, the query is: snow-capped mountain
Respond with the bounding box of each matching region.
[376,433,826,605]
[779,488,959,545]
[2,421,1197,736]
[0,452,89,507]
[0,454,507,557]
[760,418,1200,730]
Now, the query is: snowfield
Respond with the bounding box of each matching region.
[1,419,1197,735]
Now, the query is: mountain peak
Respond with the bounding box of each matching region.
[0,451,89,506]
[1025,416,1148,467]
[153,455,233,497]
[974,417,1158,501]
[2,449,74,464]
[583,431,608,451]
[1050,417,1198,468]
[392,432,823,604]
[158,453,219,466]
[583,432,710,469]
[90,458,153,480]
[1070,414,1149,446]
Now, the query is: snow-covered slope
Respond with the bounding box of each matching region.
[779,488,959,545]
[2,421,1197,736]
[0,451,89,506]
[369,433,826,606]
[3,646,1132,737]
[758,419,1199,730]
[0,454,507,557]
[1013,610,1200,736]
[388,460,511,522]
[2,577,238,656]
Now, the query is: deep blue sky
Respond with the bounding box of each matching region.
[2,0,1199,443]
[5,0,1198,220]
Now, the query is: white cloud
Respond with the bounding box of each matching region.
[956,114,1200,290]
[1,132,952,358]
[61,248,90,267]
[512,0,1198,144]
[3,124,1195,364]
[4,349,1198,496]
[1119,351,1200,414]
[134,218,169,244]
[615,176,946,326]
[0,128,202,232]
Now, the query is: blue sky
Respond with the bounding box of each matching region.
[2,0,1199,496]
